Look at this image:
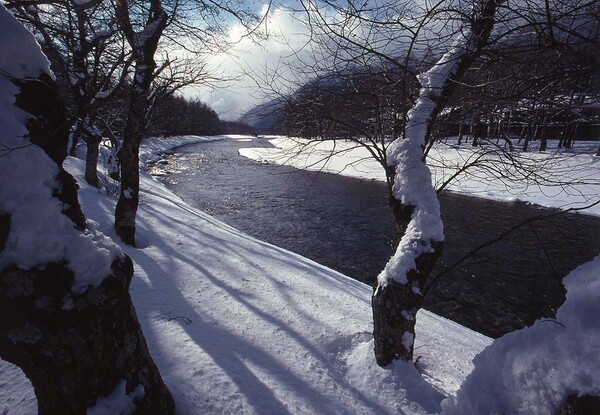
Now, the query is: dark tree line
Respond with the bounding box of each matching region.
[268,0,600,156]
[279,44,599,152]
[149,95,222,136]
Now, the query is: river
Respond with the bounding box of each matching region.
[148,137,600,338]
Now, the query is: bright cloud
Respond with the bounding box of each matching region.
[188,6,314,120]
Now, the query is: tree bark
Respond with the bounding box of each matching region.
[374,199,443,364]
[523,121,532,152]
[0,258,175,415]
[113,0,167,246]
[84,135,101,188]
[558,394,600,415]
[100,118,121,180]
[0,25,174,413]
[114,94,144,245]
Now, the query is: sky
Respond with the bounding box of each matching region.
[186,3,313,121]
[183,0,455,121]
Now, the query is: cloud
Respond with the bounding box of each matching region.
[188,6,313,121]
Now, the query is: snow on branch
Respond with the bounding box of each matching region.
[378,31,475,287]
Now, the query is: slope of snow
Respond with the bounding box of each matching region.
[240,137,600,216]
[0,136,491,415]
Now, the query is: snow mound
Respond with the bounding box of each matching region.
[442,256,600,415]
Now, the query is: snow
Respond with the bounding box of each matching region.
[239,137,600,216]
[86,380,145,415]
[2,133,598,413]
[2,1,598,411]
[374,32,480,286]
[132,8,167,52]
[1,135,492,414]
[0,5,50,80]
[139,135,223,166]
[441,255,600,415]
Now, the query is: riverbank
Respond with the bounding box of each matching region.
[239,136,600,217]
[1,135,597,414]
[149,137,600,339]
[0,135,490,414]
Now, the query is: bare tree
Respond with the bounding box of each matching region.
[7,0,133,187]
[371,0,502,365]
[113,0,267,245]
[261,0,599,366]
[0,7,174,413]
[273,0,501,365]
[113,0,169,245]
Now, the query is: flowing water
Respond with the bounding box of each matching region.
[148,138,600,337]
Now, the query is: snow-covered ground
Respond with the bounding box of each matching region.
[1,135,491,414]
[1,135,599,414]
[240,137,600,217]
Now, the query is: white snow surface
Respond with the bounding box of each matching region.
[139,135,223,166]
[442,255,600,415]
[0,135,493,415]
[240,137,600,217]
[0,5,50,79]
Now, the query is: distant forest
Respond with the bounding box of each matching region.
[46,54,257,139]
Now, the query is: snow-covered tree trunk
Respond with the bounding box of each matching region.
[0,8,174,413]
[372,0,502,366]
[114,0,167,246]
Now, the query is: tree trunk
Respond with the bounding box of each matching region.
[565,124,577,148]
[101,118,121,180]
[561,123,574,148]
[0,18,174,412]
[84,136,101,188]
[558,394,600,415]
[108,146,121,181]
[374,198,443,364]
[114,74,146,246]
[114,101,143,246]
[523,121,532,152]
[502,133,514,151]
[113,0,167,246]
[372,0,501,366]
[537,115,548,151]
[0,258,175,415]
[69,128,81,156]
[539,133,547,152]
